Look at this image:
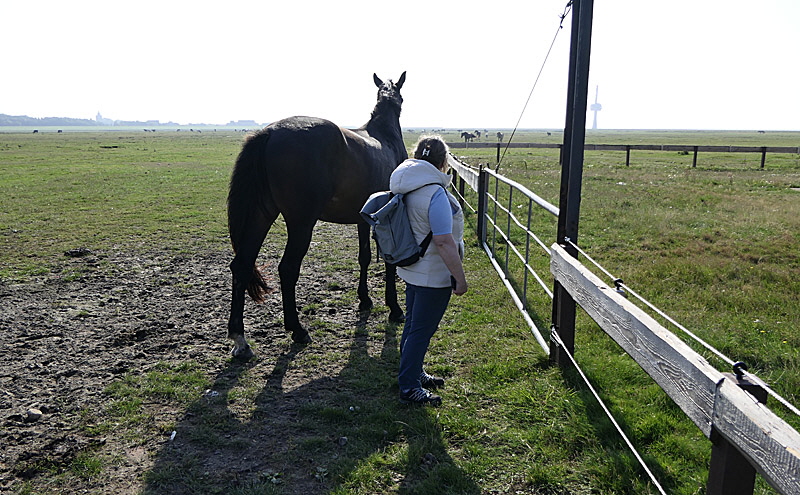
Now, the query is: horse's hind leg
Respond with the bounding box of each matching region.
[228,210,276,360]
[279,220,316,344]
[356,222,374,313]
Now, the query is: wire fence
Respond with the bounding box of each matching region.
[447,153,800,495]
[448,141,800,169]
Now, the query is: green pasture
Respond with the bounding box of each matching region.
[2,129,799,494]
[448,129,800,385]
[0,131,241,279]
[447,129,800,419]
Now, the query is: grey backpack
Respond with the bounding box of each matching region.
[360,189,434,267]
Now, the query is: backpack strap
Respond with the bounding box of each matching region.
[419,231,433,256]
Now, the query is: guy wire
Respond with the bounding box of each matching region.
[498,1,573,172]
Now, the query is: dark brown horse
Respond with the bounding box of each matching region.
[227,72,408,360]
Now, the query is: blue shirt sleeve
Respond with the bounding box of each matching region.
[427,187,453,236]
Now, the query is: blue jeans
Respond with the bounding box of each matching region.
[398,284,452,391]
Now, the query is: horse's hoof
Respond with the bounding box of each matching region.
[359,299,374,312]
[389,311,406,324]
[231,345,255,362]
[291,331,312,345]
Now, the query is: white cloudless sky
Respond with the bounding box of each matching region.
[1,0,798,130]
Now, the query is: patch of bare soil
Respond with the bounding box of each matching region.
[1,223,399,494]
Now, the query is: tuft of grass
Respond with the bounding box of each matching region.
[70,452,104,480]
[105,361,210,407]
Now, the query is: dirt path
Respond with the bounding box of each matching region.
[1,222,397,493]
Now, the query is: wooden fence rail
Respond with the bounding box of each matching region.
[551,243,800,494]
[448,141,800,168]
[448,154,800,494]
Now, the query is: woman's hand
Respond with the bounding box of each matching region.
[433,234,468,296]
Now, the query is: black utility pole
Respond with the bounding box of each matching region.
[550,0,594,367]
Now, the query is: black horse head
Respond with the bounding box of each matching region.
[373,72,406,109]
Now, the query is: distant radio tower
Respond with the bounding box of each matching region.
[590,85,602,129]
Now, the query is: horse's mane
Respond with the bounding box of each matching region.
[362,96,404,159]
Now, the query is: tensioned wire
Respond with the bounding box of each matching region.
[550,332,668,495]
[563,237,800,418]
[496,0,573,171]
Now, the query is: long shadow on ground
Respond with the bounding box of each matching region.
[142,309,480,494]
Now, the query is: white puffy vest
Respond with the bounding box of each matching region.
[397,184,464,288]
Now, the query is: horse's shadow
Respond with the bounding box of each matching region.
[142,310,479,494]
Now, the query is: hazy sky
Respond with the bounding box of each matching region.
[2,0,798,130]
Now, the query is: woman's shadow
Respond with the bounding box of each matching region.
[142,310,480,494]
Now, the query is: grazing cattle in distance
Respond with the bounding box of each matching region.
[32,130,38,134]
[496,131,504,142]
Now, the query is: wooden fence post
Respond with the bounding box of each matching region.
[760,147,767,169]
[476,165,488,245]
[625,145,631,166]
[550,0,594,368]
[457,175,466,209]
[706,373,767,495]
[496,142,501,164]
[693,146,699,168]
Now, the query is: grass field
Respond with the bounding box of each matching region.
[1,128,798,494]
[443,128,800,395]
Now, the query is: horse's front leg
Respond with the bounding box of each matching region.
[384,263,404,323]
[357,222,374,313]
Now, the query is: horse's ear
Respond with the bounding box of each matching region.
[396,71,406,90]
[373,73,383,88]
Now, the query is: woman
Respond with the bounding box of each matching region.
[389,135,468,406]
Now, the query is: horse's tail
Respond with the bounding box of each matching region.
[228,130,274,303]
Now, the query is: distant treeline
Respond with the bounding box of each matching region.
[0,114,263,128]
[0,114,100,127]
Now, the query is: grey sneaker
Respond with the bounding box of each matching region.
[419,371,444,389]
[399,387,442,406]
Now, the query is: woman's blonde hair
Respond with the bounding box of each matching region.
[412,135,449,170]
